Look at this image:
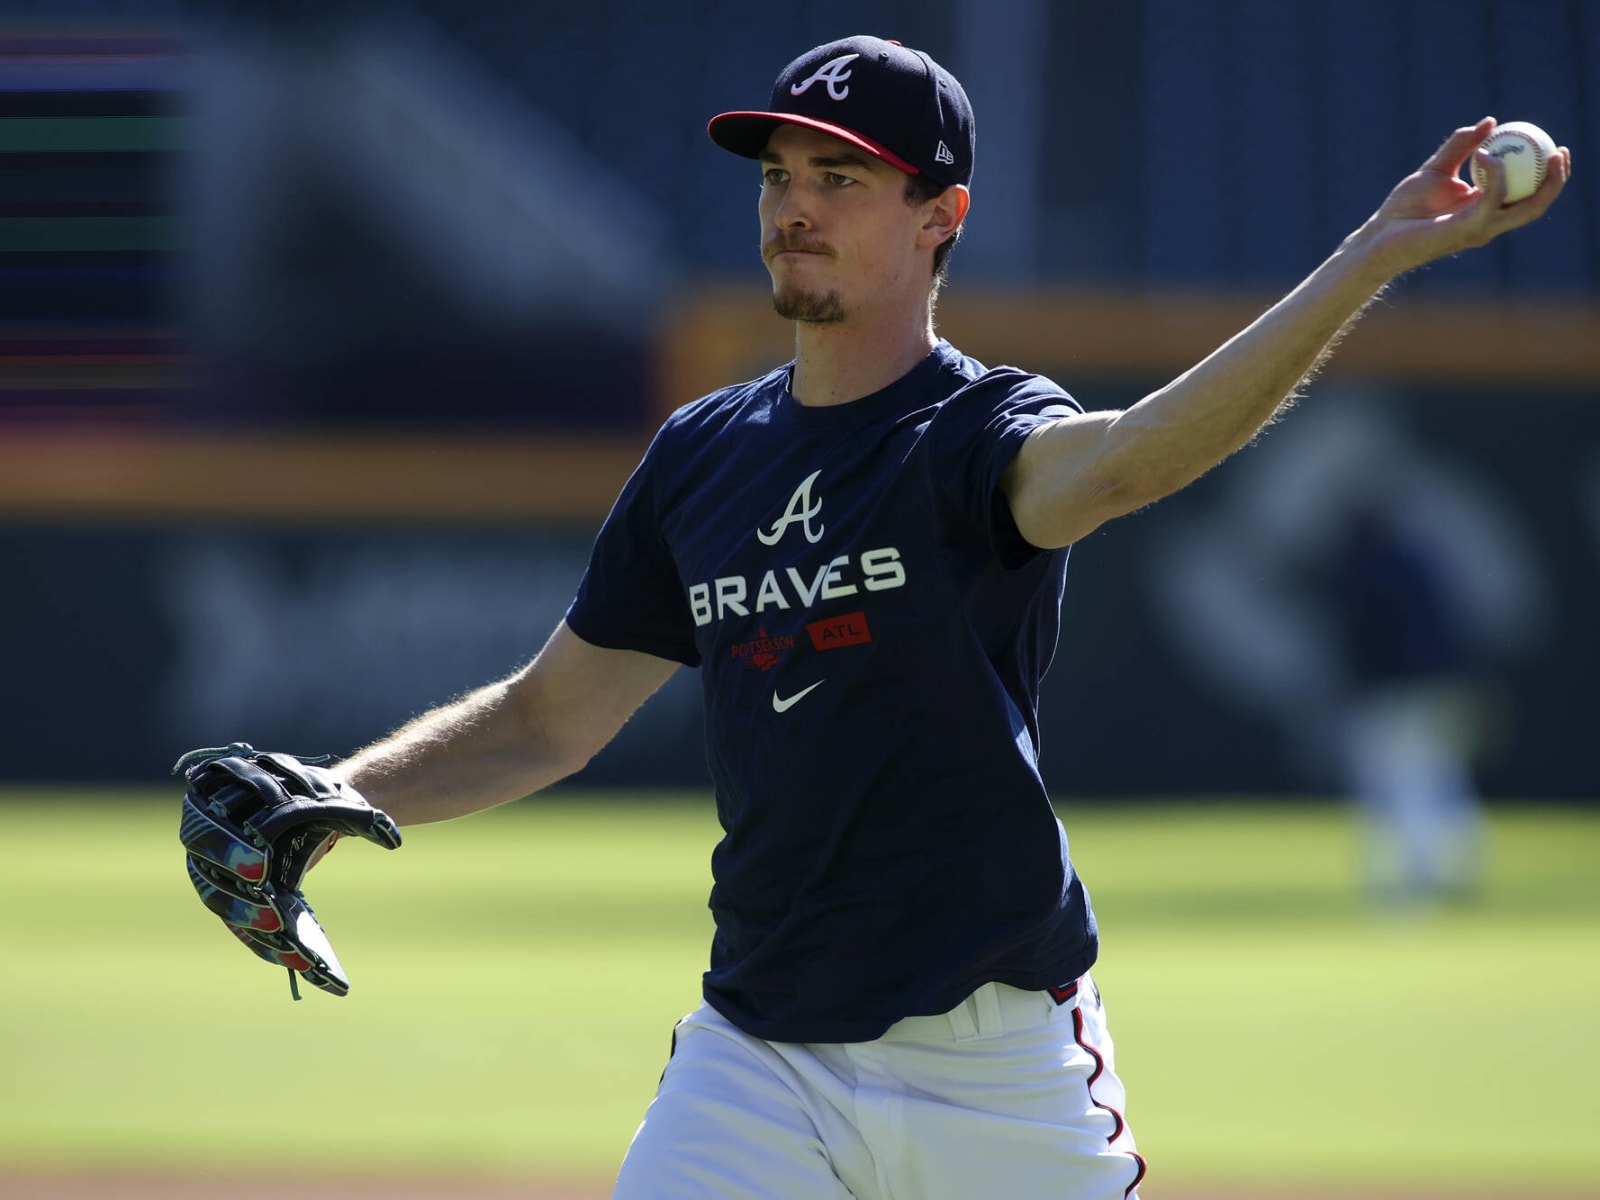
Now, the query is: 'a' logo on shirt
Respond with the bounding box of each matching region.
[758,470,825,546]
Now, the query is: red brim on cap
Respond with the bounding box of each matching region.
[708,111,922,177]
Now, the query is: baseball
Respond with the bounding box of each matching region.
[1471,120,1556,204]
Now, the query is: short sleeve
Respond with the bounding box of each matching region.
[931,371,1081,568]
[565,436,702,667]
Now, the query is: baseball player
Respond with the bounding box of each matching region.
[184,34,1568,1199]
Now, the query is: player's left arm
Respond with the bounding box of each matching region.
[1002,118,1571,550]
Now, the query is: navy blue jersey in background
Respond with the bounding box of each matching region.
[566,340,1098,1042]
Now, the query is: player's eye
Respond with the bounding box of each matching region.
[762,168,788,186]
[825,172,856,187]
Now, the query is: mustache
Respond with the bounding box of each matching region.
[763,234,836,261]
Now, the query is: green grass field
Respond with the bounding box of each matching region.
[1,791,1596,1193]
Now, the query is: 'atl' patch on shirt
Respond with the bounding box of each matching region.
[807,611,872,650]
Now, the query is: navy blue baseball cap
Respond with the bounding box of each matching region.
[708,35,975,189]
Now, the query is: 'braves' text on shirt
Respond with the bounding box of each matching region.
[688,548,906,626]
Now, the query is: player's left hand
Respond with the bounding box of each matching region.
[175,742,402,998]
[1355,118,1570,278]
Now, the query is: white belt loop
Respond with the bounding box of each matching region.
[972,981,1005,1036]
[946,990,979,1039]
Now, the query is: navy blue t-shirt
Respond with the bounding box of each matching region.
[566,340,1099,1043]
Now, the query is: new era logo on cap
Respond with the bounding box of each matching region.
[708,35,975,189]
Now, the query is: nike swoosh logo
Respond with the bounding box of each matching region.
[772,680,824,713]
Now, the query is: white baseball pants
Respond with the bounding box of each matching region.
[613,975,1144,1199]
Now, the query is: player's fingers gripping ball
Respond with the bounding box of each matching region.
[1471,121,1557,204]
[175,742,401,998]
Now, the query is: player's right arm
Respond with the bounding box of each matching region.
[1001,119,1570,551]
[332,620,679,826]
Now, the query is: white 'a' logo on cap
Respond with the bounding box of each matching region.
[790,53,859,101]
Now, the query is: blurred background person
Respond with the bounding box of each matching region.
[1324,491,1493,907]
[1143,390,1551,903]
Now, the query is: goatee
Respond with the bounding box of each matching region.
[773,285,846,324]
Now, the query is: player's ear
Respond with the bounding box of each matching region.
[920,184,969,248]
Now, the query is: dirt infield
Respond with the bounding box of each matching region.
[4,1177,1595,1200]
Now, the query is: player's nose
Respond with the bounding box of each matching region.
[768,184,814,229]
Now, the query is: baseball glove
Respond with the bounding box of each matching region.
[175,742,401,999]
